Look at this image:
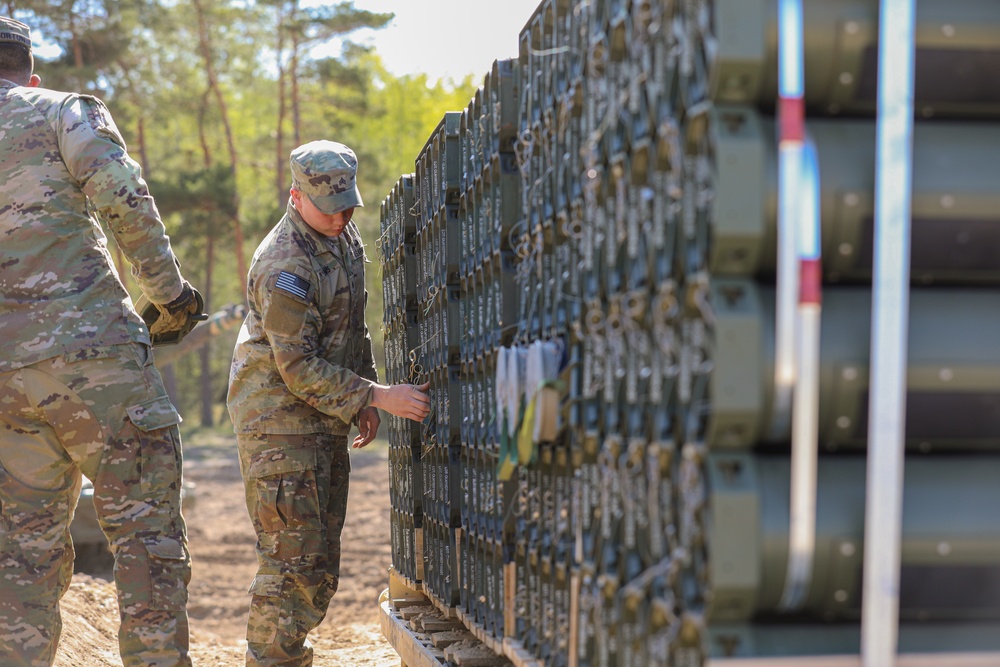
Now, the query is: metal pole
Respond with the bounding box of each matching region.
[862,0,916,664]
[771,0,805,444]
[775,0,819,612]
[781,138,822,612]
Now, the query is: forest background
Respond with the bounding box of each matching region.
[6,0,481,432]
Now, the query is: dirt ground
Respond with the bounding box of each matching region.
[54,432,402,667]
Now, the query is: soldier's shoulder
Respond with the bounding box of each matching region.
[253,217,297,254]
[251,223,314,277]
[16,84,74,100]
[5,84,75,113]
[5,88,122,142]
[252,249,313,279]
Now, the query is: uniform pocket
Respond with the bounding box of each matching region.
[127,395,182,494]
[127,395,181,431]
[142,536,189,611]
[264,285,310,338]
[248,447,320,533]
[246,574,286,644]
[79,95,128,149]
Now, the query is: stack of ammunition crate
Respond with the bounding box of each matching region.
[380,175,424,585]
[379,0,1000,663]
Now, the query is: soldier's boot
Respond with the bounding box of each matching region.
[245,572,338,667]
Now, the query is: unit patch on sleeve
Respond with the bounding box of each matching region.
[275,271,310,300]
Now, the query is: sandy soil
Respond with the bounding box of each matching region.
[54,433,401,667]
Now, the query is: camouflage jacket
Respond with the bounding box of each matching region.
[0,79,184,371]
[228,204,379,435]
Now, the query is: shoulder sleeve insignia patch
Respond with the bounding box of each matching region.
[77,94,128,149]
[275,271,310,300]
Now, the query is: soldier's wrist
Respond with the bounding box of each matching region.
[146,282,184,307]
[368,383,386,410]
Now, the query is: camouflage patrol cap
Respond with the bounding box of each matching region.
[0,17,32,50]
[290,140,364,215]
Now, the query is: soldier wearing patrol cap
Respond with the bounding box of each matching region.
[228,140,431,667]
[0,15,204,667]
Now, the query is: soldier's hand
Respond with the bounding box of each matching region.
[353,406,381,449]
[138,282,209,346]
[370,381,431,423]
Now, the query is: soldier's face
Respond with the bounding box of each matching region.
[290,188,354,238]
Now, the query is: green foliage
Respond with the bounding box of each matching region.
[288,1,392,45]
[150,165,238,222]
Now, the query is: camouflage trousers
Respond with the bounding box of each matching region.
[0,343,192,667]
[237,433,351,667]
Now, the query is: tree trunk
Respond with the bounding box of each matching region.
[161,365,179,406]
[276,8,288,209]
[291,0,301,146]
[68,13,83,67]
[198,88,213,168]
[136,114,150,175]
[199,239,215,427]
[192,0,248,297]
[195,83,217,428]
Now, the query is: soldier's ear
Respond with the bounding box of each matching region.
[28,74,40,87]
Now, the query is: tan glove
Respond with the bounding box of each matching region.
[136,282,208,346]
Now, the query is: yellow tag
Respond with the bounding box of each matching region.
[497,425,517,481]
[517,395,538,467]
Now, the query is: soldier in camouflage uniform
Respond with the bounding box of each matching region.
[0,17,202,667]
[228,141,430,667]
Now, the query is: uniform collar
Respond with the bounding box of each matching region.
[285,199,333,257]
[284,202,359,260]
